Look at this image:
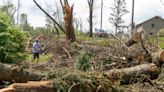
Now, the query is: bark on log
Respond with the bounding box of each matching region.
[0,64,160,92]
[160,50,164,62]
[0,63,42,83]
[0,81,53,92]
[125,32,144,46]
[104,63,159,84]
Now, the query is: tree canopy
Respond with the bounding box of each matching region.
[0,11,27,63]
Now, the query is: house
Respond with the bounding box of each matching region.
[136,16,164,35]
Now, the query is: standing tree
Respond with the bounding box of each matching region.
[0,0,17,24]
[60,0,75,42]
[109,0,129,35]
[0,11,27,63]
[87,0,94,37]
[20,13,31,32]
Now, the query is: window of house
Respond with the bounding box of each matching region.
[149,32,153,35]
[152,24,155,28]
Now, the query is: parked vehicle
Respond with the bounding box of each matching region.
[94,28,108,38]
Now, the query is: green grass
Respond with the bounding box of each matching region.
[76,33,120,47]
[159,37,164,49]
[26,53,53,63]
[148,36,164,49]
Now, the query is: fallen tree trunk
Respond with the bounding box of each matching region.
[104,63,159,84]
[0,64,160,92]
[0,81,54,92]
[0,63,42,83]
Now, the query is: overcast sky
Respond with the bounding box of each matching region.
[1,0,164,32]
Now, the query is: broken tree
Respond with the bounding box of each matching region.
[60,0,76,42]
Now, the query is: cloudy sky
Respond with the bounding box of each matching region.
[1,0,164,32]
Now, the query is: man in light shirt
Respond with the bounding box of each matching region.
[32,39,41,63]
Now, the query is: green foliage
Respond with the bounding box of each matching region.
[0,12,10,32]
[76,50,92,72]
[26,53,53,63]
[29,27,56,37]
[52,72,119,92]
[159,29,164,37]
[159,37,164,49]
[0,2,16,24]
[0,11,27,63]
[71,42,78,49]
[148,36,164,49]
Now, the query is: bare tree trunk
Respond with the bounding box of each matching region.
[88,0,94,37]
[63,0,75,42]
[53,23,60,38]
[115,25,118,35]
[89,7,93,37]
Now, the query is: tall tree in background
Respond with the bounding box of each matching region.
[87,0,94,37]
[109,0,128,35]
[20,13,31,32]
[73,17,80,31]
[17,0,20,25]
[0,0,16,24]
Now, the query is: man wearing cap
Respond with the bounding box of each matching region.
[32,39,41,63]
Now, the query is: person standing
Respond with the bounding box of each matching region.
[32,39,41,63]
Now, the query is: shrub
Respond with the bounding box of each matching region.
[76,50,92,72]
[0,11,27,63]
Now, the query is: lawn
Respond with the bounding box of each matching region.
[159,37,164,49]
[26,53,53,63]
[149,36,164,49]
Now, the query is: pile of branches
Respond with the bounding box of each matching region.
[0,31,164,92]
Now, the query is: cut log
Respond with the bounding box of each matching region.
[125,32,144,46]
[160,50,164,62]
[104,63,159,84]
[0,63,42,83]
[0,81,54,92]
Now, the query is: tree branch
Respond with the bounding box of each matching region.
[33,0,65,33]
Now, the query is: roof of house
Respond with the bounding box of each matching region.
[136,16,164,27]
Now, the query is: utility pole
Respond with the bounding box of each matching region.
[100,0,103,30]
[17,0,20,25]
[131,0,135,35]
